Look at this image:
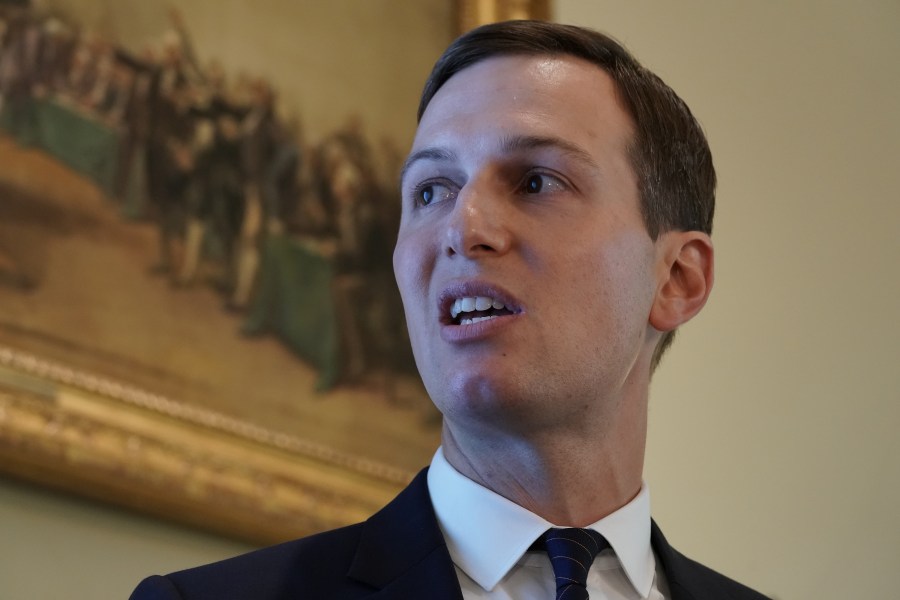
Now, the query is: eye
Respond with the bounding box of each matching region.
[521,172,567,195]
[413,181,455,206]
[525,174,544,193]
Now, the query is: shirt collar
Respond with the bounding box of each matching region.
[427,447,656,597]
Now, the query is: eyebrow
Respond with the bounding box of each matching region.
[399,134,599,184]
[399,147,457,185]
[499,134,600,171]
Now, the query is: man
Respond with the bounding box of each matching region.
[131,21,769,600]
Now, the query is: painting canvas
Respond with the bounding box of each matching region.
[0,0,459,542]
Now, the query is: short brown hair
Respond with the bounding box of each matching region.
[417,20,716,371]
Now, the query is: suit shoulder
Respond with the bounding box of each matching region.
[667,547,772,600]
[651,521,771,600]
[131,524,372,600]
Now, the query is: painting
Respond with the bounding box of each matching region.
[0,0,551,544]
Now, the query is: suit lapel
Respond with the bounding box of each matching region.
[651,520,769,600]
[347,469,464,600]
[652,519,720,600]
[651,520,696,600]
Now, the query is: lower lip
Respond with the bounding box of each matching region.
[439,313,521,343]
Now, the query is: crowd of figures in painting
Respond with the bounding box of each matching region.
[0,3,414,388]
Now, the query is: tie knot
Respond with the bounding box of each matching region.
[538,528,609,600]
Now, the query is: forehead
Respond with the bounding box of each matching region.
[412,54,634,160]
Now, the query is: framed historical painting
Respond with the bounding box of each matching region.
[0,0,550,544]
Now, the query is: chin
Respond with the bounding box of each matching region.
[427,368,541,425]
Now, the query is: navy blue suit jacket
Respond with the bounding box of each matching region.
[130,469,769,599]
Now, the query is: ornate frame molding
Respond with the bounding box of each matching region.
[0,345,407,545]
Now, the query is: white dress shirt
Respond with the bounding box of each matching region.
[427,448,669,599]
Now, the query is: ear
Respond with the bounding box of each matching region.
[649,231,714,332]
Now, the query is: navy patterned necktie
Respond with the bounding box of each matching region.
[535,527,610,600]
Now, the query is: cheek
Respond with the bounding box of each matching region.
[572,234,657,329]
[393,231,434,324]
[393,231,440,384]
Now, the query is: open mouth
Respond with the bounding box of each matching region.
[449,296,515,325]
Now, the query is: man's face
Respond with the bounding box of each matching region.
[394,55,663,434]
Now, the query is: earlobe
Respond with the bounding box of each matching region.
[649,232,714,332]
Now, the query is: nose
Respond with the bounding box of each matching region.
[444,182,513,258]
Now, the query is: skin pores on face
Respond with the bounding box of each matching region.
[393,55,663,440]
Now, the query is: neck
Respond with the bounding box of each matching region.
[440,388,647,526]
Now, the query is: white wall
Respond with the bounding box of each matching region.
[557,2,900,599]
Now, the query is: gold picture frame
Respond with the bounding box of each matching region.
[456,0,551,34]
[0,345,407,545]
[0,0,552,545]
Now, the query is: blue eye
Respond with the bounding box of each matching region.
[419,185,435,205]
[525,174,544,193]
[414,182,454,206]
[522,172,566,195]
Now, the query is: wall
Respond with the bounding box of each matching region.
[557,1,900,599]
[0,477,254,599]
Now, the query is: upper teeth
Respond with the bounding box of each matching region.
[450,296,506,319]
